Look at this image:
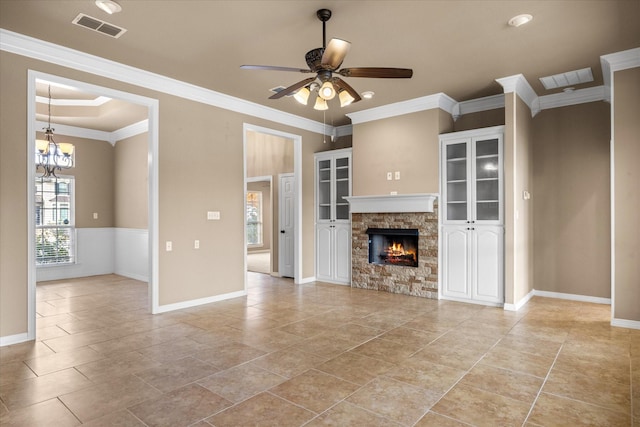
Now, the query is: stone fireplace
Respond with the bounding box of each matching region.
[346,194,438,298]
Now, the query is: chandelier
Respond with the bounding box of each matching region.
[36,86,75,177]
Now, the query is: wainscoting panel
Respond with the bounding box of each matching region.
[36,228,115,282]
[114,228,149,282]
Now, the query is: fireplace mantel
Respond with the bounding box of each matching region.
[345,193,438,214]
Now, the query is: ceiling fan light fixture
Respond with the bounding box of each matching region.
[293,87,311,105]
[314,97,328,111]
[95,0,122,14]
[319,81,336,100]
[339,90,355,107]
[508,14,532,27]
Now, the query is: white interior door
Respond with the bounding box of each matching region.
[279,174,295,278]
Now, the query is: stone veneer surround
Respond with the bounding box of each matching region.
[351,207,438,298]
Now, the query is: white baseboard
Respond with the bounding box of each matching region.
[611,318,640,330]
[504,289,535,311]
[440,295,504,308]
[297,276,317,284]
[0,332,31,347]
[155,290,247,314]
[534,290,611,305]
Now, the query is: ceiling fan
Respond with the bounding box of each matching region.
[241,9,413,110]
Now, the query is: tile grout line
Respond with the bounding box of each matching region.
[521,342,564,427]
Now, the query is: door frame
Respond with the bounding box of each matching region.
[26,70,160,340]
[243,123,302,286]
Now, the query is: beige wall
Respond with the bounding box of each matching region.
[0,50,323,338]
[453,108,505,132]
[613,67,640,321]
[115,133,148,229]
[34,133,115,228]
[533,102,611,298]
[352,109,445,196]
[503,93,534,305]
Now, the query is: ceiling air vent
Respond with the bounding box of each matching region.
[539,67,593,90]
[72,13,127,38]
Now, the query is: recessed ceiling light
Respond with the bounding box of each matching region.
[508,14,533,27]
[95,0,122,14]
[361,91,375,100]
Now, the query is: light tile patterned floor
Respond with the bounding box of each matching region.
[0,273,638,426]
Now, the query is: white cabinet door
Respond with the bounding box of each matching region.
[442,226,471,299]
[316,225,333,281]
[334,224,351,283]
[472,226,504,303]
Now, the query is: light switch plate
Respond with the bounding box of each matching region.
[386,172,392,181]
[395,171,400,180]
[166,241,172,251]
[207,211,221,220]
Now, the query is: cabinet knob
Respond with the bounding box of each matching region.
[280,230,285,234]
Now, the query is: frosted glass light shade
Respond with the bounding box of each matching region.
[314,97,328,111]
[319,81,336,100]
[293,87,310,105]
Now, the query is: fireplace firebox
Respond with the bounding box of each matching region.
[366,228,419,267]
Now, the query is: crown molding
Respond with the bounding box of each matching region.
[537,86,607,111]
[452,94,505,120]
[35,120,113,143]
[35,119,148,145]
[112,119,149,143]
[0,28,331,136]
[601,47,640,102]
[495,74,540,116]
[35,95,112,107]
[334,124,353,138]
[346,93,457,125]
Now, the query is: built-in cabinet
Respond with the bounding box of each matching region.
[315,148,352,284]
[440,126,504,305]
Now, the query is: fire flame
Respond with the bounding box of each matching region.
[385,242,416,262]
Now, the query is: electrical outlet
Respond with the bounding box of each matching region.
[390,191,398,195]
[166,241,172,251]
[207,211,221,220]
[395,171,400,180]
[386,172,393,181]
[194,240,200,249]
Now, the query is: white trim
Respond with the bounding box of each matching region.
[34,119,148,145]
[27,73,37,342]
[503,289,534,311]
[533,290,611,305]
[345,193,438,213]
[611,318,640,330]
[156,290,247,314]
[298,276,317,284]
[346,93,457,125]
[454,94,505,120]
[537,86,608,110]
[243,124,303,285]
[112,120,149,143]
[439,295,504,308]
[0,29,330,136]
[495,74,540,116]
[0,333,31,347]
[334,124,353,138]
[35,120,112,143]
[35,94,111,107]
[601,47,640,73]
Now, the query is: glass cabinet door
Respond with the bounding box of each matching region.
[334,156,350,220]
[474,138,500,221]
[445,142,468,221]
[317,159,331,220]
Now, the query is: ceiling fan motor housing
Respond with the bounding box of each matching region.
[305,48,325,71]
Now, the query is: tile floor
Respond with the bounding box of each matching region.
[0,273,638,426]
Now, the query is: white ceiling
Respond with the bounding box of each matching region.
[3,1,638,129]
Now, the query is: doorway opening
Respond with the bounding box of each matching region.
[27,71,159,340]
[243,124,301,284]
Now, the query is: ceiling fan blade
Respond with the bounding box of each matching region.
[268,77,317,99]
[338,67,413,78]
[321,38,351,70]
[241,65,312,73]
[332,78,362,103]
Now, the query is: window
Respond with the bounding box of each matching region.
[246,191,263,246]
[35,176,75,265]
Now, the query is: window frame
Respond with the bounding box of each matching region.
[35,175,76,266]
[246,190,263,247]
